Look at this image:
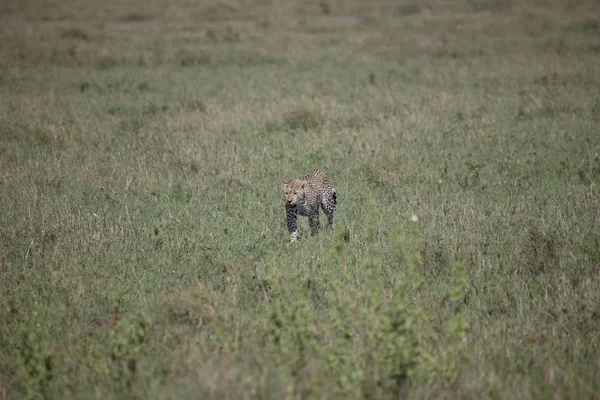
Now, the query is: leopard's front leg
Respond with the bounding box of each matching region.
[308,209,320,236]
[286,205,299,242]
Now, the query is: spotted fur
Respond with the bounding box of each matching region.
[282,169,337,243]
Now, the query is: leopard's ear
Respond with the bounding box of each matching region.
[282,183,288,190]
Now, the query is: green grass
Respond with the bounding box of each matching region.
[1,0,599,398]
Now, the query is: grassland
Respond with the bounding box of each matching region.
[1,0,599,398]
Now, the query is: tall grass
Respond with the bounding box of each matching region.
[1,0,599,398]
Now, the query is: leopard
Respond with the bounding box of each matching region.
[282,169,337,243]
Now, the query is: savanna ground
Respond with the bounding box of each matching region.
[1,0,599,398]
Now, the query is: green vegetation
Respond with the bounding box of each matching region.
[1,0,599,398]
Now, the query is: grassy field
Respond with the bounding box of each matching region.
[1,0,599,398]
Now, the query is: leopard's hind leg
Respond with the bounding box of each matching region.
[321,188,337,234]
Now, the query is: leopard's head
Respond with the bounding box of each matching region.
[282,181,305,206]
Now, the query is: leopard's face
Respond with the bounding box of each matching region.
[282,181,305,206]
